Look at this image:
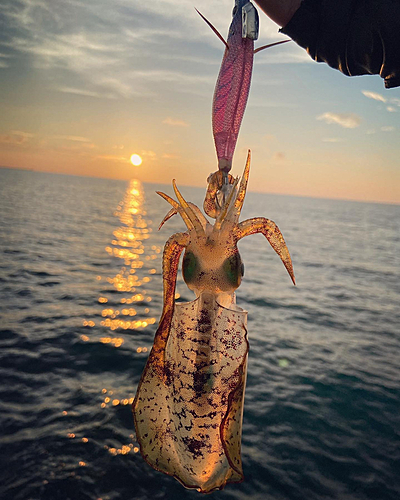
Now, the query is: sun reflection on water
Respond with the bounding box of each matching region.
[83,179,159,338]
[98,180,158,333]
[80,179,161,460]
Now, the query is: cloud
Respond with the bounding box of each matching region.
[0,130,34,144]
[361,90,387,102]
[162,117,189,127]
[56,86,115,99]
[381,126,395,132]
[0,0,217,99]
[0,135,23,144]
[162,153,179,159]
[95,154,128,162]
[141,150,157,158]
[11,130,34,138]
[249,98,298,109]
[316,112,361,129]
[1,0,307,102]
[256,46,312,65]
[361,91,400,114]
[273,152,285,161]
[0,53,10,68]
[53,135,92,142]
[60,143,96,152]
[322,138,344,143]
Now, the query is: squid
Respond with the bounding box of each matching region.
[133,151,295,493]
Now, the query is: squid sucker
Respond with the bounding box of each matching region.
[133,151,295,493]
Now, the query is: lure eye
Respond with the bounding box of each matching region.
[182,251,199,284]
[222,253,243,288]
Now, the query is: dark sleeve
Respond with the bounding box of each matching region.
[280,0,400,89]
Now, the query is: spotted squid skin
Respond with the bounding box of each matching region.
[133,295,248,493]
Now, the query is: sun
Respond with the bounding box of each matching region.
[130,154,142,166]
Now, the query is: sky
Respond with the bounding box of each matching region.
[0,0,399,204]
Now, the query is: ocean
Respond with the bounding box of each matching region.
[0,167,399,500]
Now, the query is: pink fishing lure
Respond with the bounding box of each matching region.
[213,1,255,172]
[198,1,287,173]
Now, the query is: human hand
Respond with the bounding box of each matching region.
[253,0,302,27]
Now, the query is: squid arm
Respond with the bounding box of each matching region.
[159,203,208,231]
[236,217,296,285]
[135,231,188,375]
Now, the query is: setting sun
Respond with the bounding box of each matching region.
[130,154,142,166]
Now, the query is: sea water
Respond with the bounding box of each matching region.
[0,168,399,500]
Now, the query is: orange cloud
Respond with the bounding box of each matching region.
[162,117,189,127]
[0,130,34,144]
[273,152,285,161]
[95,155,128,162]
[162,153,179,159]
[53,135,92,142]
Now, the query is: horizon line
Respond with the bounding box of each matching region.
[1,164,399,207]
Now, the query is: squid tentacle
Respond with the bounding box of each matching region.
[236,217,296,285]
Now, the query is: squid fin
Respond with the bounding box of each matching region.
[220,344,248,481]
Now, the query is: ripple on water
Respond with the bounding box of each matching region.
[0,171,399,500]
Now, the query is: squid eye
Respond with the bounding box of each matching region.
[183,251,199,283]
[222,253,243,287]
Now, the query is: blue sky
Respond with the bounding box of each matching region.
[0,0,399,203]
